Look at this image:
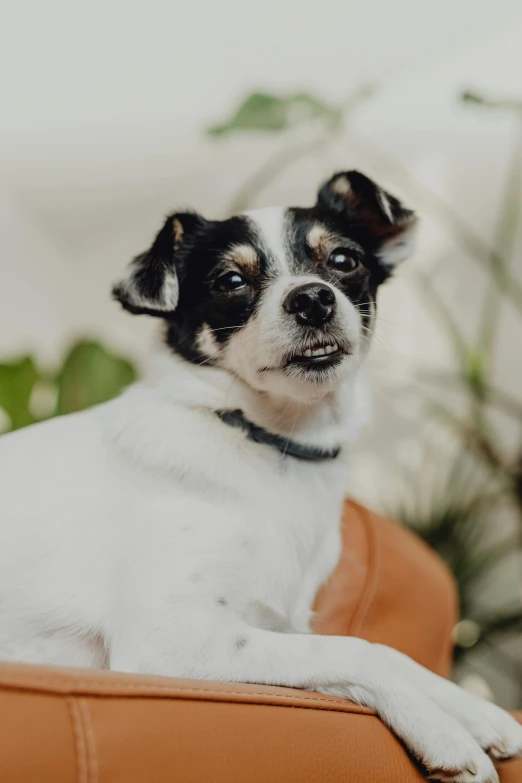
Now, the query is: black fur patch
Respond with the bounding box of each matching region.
[112,212,207,317]
[114,171,415,365]
[317,170,416,259]
[164,215,276,364]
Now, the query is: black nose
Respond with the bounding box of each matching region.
[283,283,336,327]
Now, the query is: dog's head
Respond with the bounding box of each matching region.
[113,171,417,400]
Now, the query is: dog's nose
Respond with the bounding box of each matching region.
[283,283,336,327]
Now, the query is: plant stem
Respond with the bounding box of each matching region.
[477,114,522,367]
[225,123,338,215]
[413,268,469,365]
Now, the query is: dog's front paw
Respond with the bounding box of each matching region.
[412,718,498,783]
[422,743,497,783]
[426,756,497,783]
[456,699,522,761]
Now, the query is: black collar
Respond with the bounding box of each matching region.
[215,409,341,462]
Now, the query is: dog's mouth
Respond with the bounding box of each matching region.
[285,339,350,369]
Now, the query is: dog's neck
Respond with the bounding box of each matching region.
[142,348,371,454]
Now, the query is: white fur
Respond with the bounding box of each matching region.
[197,323,220,359]
[0,207,520,783]
[376,189,394,223]
[377,220,419,268]
[243,206,290,273]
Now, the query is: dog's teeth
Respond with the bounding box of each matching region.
[298,343,339,359]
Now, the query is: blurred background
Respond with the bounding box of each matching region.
[1,0,521,706]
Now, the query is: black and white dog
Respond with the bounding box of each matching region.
[0,171,520,782]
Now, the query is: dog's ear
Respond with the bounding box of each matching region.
[317,171,418,272]
[112,212,207,317]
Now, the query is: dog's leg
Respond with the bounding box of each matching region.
[113,622,498,782]
[376,644,522,762]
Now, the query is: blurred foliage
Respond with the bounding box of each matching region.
[394,449,522,670]
[208,91,342,137]
[209,87,522,699]
[406,89,522,696]
[0,356,40,430]
[0,340,137,433]
[55,341,136,416]
[208,85,374,215]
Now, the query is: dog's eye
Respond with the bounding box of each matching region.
[213,271,247,292]
[327,248,360,273]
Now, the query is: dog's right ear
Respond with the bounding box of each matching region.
[112,212,207,317]
[317,171,417,272]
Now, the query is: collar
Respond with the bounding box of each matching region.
[215,409,341,462]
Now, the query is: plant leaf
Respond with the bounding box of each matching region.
[0,356,40,431]
[207,91,337,137]
[55,341,136,415]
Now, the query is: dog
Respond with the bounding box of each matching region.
[0,171,520,782]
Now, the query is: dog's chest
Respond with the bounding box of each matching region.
[124,448,345,628]
[106,389,350,630]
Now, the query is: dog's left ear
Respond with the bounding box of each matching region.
[317,171,418,272]
[112,212,207,317]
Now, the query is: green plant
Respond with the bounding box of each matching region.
[0,340,137,433]
[408,91,522,701]
[208,91,341,137]
[0,357,40,431]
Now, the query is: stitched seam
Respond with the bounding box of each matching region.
[79,699,98,783]
[347,503,381,635]
[436,564,459,676]
[67,697,88,783]
[0,674,369,709]
[356,505,381,630]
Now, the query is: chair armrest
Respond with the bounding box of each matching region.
[1,664,519,782]
[0,662,425,782]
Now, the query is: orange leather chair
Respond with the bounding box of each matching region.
[0,500,520,782]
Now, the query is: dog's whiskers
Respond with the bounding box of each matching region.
[210,324,247,332]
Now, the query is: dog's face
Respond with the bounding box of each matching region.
[113,171,417,400]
